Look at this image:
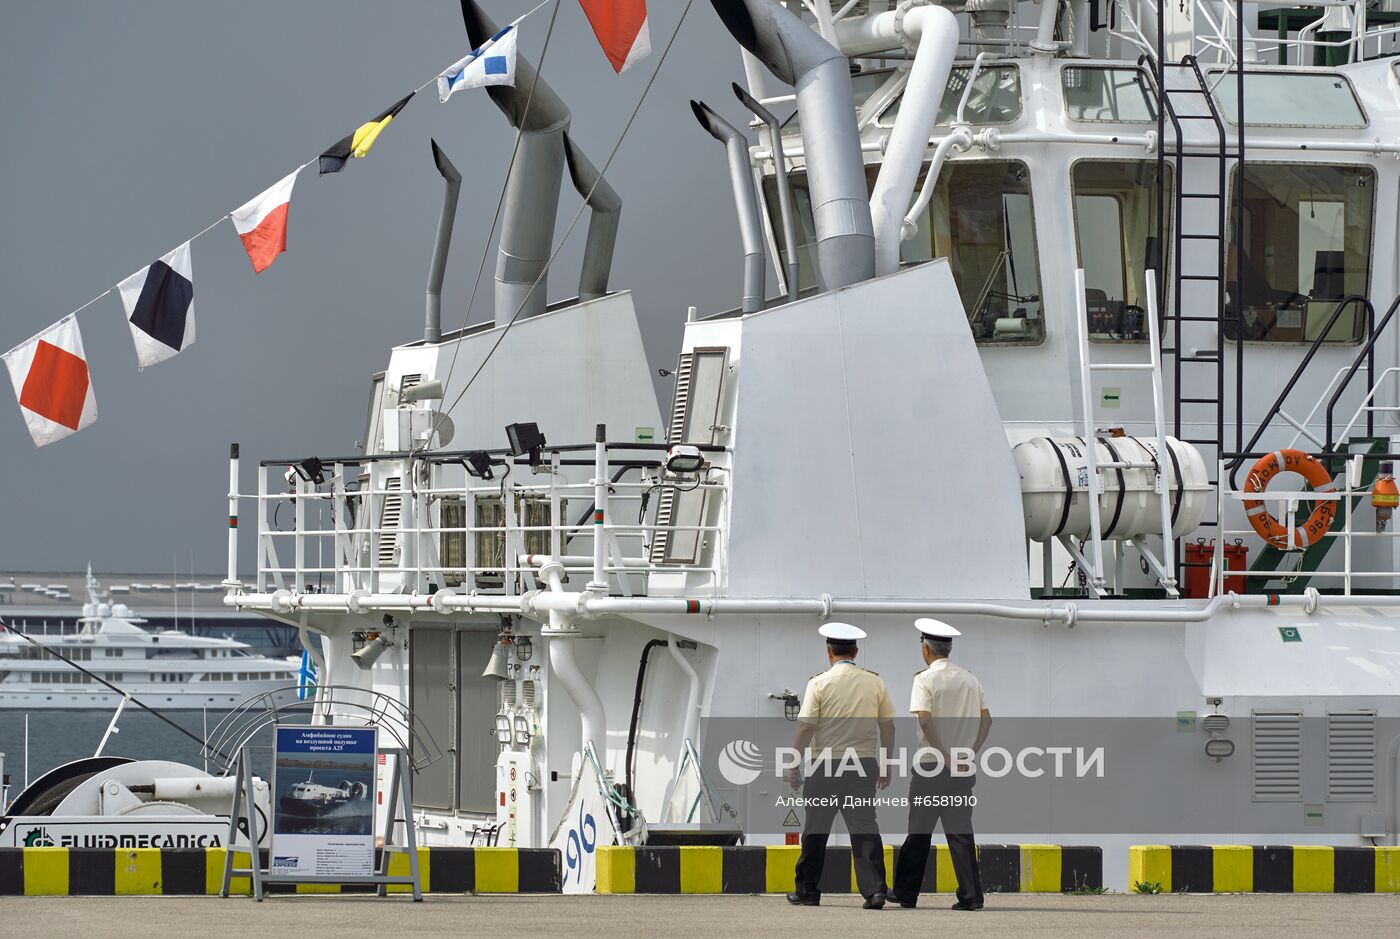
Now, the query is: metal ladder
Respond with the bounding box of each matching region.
[1069,268,1180,598]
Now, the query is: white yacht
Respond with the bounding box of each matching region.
[0,571,298,709]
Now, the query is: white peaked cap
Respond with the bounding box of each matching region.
[818,621,867,641]
[915,618,961,639]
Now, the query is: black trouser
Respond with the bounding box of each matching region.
[793,758,887,900]
[893,772,982,906]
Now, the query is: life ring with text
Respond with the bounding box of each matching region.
[1243,450,1336,550]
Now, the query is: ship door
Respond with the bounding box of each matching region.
[409,627,499,815]
[651,347,728,564]
[456,629,498,813]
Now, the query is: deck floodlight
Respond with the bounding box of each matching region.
[1204,738,1235,761]
[463,451,496,480]
[505,422,546,465]
[292,457,325,485]
[513,635,533,662]
[666,445,705,475]
[494,714,513,744]
[513,715,531,747]
[351,632,392,670]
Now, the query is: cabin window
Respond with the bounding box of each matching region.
[878,64,1022,127]
[1063,67,1156,123]
[1072,160,1173,341]
[1214,72,1367,128]
[782,69,894,133]
[1226,163,1374,343]
[886,159,1044,344]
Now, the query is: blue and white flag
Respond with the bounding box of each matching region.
[296,649,318,701]
[437,25,518,102]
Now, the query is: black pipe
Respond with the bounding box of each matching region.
[1226,294,1373,486]
[625,639,670,807]
[1326,294,1400,452]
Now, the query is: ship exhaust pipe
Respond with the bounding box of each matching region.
[425,139,461,344]
[563,134,621,302]
[734,82,799,302]
[708,0,874,292]
[691,100,766,314]
[461,0,622,321]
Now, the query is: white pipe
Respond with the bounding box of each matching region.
[539,559,607,758]
[226,443,239,587]
[229,585,1400,626]
[900,127,972,242]
[1032,0,1061,54]
[590,425,608,592]
[869,4,961,276]
[667,635,702,755]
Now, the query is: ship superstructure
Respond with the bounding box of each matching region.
[219,1,1400,887]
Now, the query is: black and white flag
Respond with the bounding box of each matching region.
[118,241,195,368]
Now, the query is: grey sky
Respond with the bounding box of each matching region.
[0,1,752,573]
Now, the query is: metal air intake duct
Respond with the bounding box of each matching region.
[691,100,766,314]
[708,0,874,291]
[461,1,622,320]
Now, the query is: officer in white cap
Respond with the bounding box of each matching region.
[889,618,992,911]
[786,622,895,910]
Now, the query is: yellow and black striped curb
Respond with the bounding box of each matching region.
[1130,845,1400,893]
[0,847,560,896]
[596,844,1101,894]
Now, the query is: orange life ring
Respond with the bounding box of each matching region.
[1243,450,1337,550]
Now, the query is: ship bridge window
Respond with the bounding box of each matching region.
[883,159,1043,344]
[878,64,1021,127]
[782,68,892,133]
[1072,160,1173,341]
[1063,67,1156,123]
[1213,71,1367,128]
[1226,163,1374,343]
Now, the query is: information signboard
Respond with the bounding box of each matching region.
[271,726,377,878]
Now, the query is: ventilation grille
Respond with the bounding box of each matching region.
[667,354,695,444]
[1252,710,1303,802]
[1327,710,1377,802]
[651,354,694,563]
[377,476,404,567]
[523,679,537,709]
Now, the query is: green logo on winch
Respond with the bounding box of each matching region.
[23,827,55,847]
[1278,626,1302,643]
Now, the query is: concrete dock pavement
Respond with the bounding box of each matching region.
[3,893,1398,937]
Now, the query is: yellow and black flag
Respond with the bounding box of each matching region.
[319,93,415,175]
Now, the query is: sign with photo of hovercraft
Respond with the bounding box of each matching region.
[271,726,377,878]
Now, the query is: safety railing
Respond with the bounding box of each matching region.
[1211,454,1400,597]
[227,434,731,601]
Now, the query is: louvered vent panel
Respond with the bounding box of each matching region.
[667,354,694,444]
[651,354,694,563]
[377,476,404,567]
[1251,710,1303,802]
[1326,710,1377,802]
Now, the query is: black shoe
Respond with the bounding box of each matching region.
[886,891,917,909]
[786,892,820,906]
[863,893,886,910]
[950,900,984,911]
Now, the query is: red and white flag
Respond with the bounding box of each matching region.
[231,169,301,274]
[3,315,97,447]
[578,0,650,73]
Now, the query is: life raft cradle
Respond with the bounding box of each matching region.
[1245,437,1389,593]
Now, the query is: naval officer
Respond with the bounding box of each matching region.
[786,622,896,909]
[889,618,992,911]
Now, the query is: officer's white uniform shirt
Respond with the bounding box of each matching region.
[909,659,986,752]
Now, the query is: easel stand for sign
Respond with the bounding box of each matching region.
[221,745,422,901]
